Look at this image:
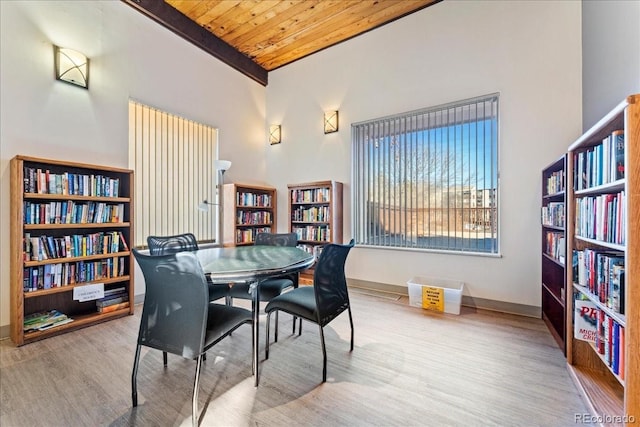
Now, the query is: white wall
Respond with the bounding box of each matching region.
[582,0,640,130]
[0,1,266,329]
[266,0,582,308]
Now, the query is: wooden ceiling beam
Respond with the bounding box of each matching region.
[122,0,268,86]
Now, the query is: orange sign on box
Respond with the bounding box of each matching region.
[421,286,444,312]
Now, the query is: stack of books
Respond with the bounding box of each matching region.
[96,287,129,313]
[23,310,74,332]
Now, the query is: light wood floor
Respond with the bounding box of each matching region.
[1,289,592,427]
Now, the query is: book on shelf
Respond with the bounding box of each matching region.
[573,248,624,313]
[98,301,130,313]
[574,298,597,343]
[573,129,626,190]
[23,167,121,197]
[613,129,624,180]
[96,290,129,308]
[545,169,565,195]
[23,310,74,332]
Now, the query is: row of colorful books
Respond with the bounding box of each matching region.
[24,231,128,262]
[575,191,626,246]
[23,257,126,292]
[297,244,324,258]
[23,309,74,332]
[23,200,125,225]
[292,225,331,242]
[573,248,625,314]
[574,129,624,191]
[236,192,272,207]
[292,205,331,223]
[541,201,565,228]
[236,210,271,225]
[544,231,565,265]
[235,227,271,244]
[574,298,625,379]
[291,188,331,203]
[545,169,565,196]
[23,167,120,197]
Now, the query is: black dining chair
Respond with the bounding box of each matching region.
[228,232,299,341]
[264,239,355,382]
[131,249,252,427]
[147,233,229,304]
[147,233,230,366]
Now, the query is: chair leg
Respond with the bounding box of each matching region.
[274,311,279,343]
[192,355,203,427]
[348,306,354,351]
[298,318,302,336]
[319,325,327,382]
[132,344,141,407]
[265,311,272,359]
[163,351,168,367]
[292,315,297,334]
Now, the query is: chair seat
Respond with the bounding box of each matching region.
[204,304,252,349]
[229,278,294,301]
[265,286,317,321]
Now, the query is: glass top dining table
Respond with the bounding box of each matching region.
[196,245,315,386]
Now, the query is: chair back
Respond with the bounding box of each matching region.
[254,232,298,247]
[313,239,355,326]
[147,233,199,255]
[132,249,209,359]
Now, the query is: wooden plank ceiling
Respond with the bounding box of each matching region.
[124,0,440,86]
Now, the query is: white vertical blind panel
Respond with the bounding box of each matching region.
[129,101,217,247]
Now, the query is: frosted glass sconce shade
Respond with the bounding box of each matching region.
[324,110,339,134]
[270,124,281,145]
[54,45,89,89]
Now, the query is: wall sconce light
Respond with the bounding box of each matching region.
[324,110,339,134]
[269,124,282,145]
[54,45,89,89]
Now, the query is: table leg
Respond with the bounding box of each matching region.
[251,279,260,387]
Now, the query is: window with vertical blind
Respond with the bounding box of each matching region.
[128,100,218,248]
[352,94,499,254]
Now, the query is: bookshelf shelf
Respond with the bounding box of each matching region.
[22,307,131,342]
[23,276,132,299]
[288,180,343,284]
[10,155,135,346]
[541,155,567,354]
[223,183,277,246]
[566,94,639,422]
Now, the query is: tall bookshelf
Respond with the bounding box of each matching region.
[10,155,135,346]
[565,94,639,422]
[541,155,567,354]
[288,180,343,284]
[223,183,276,246]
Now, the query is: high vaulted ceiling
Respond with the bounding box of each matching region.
[123,0,441,86]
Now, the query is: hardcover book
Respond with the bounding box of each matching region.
[574,298,597,343]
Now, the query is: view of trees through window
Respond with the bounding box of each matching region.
[352,94,499,253]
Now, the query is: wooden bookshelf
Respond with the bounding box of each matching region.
[541,155,567,354]
[565,94,639,423]
[288,180,343,284]
[222,183,276,246]
[10,155,135,346]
